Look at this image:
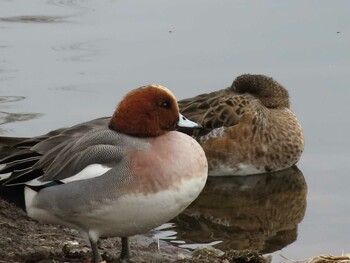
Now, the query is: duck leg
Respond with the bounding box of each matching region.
[120,236,130,261]
[89,237,103,263]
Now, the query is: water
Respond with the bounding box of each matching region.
[170,166,307,253]
[1,0,350,261]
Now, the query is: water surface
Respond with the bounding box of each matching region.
[1,0,350,261]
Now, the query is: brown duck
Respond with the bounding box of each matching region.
[178,74,304,176]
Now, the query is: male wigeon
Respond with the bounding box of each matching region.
[0,85,208,262]
[178,74,304,175]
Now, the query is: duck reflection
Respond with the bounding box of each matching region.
[171,166,307,253]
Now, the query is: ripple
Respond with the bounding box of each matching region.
[0,96,26,103]
[52,40,102,62]
[46,0,95,12]
[48,85,83,92]
[0,15,66,23]
[0,96,42,131]
[0,111,43,126]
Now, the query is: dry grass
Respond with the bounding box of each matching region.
[280,253,350,263]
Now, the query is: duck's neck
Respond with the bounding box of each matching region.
[109,113,166,137]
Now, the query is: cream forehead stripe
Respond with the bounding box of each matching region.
[145,84,176,99]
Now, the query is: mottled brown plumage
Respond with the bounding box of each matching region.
[178,74,304,175]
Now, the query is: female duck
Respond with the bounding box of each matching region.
[178,74,304,176]
[0,85,208,262]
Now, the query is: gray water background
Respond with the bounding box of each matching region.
[1,0,350,261]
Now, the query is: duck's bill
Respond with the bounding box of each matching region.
[177,113,202,129]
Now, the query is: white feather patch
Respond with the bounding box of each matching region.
[0,172,11,181]
[25,164,112,186]
[25,177,46,186]
[60,164,112,183]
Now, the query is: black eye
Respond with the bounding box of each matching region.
[160,101,171,109]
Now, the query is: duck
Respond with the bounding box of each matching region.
[178,74,304,176]
[0,74,304,178]
[0,84,208,263]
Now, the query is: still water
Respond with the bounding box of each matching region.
[1,0,350,261]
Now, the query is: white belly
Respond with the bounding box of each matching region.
[26,176,207,241]
[89,176,206,239]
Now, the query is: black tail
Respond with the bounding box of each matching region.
[0,137,32,211]
[0,184,26,211]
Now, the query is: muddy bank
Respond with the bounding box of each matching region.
[0,198,268,263]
